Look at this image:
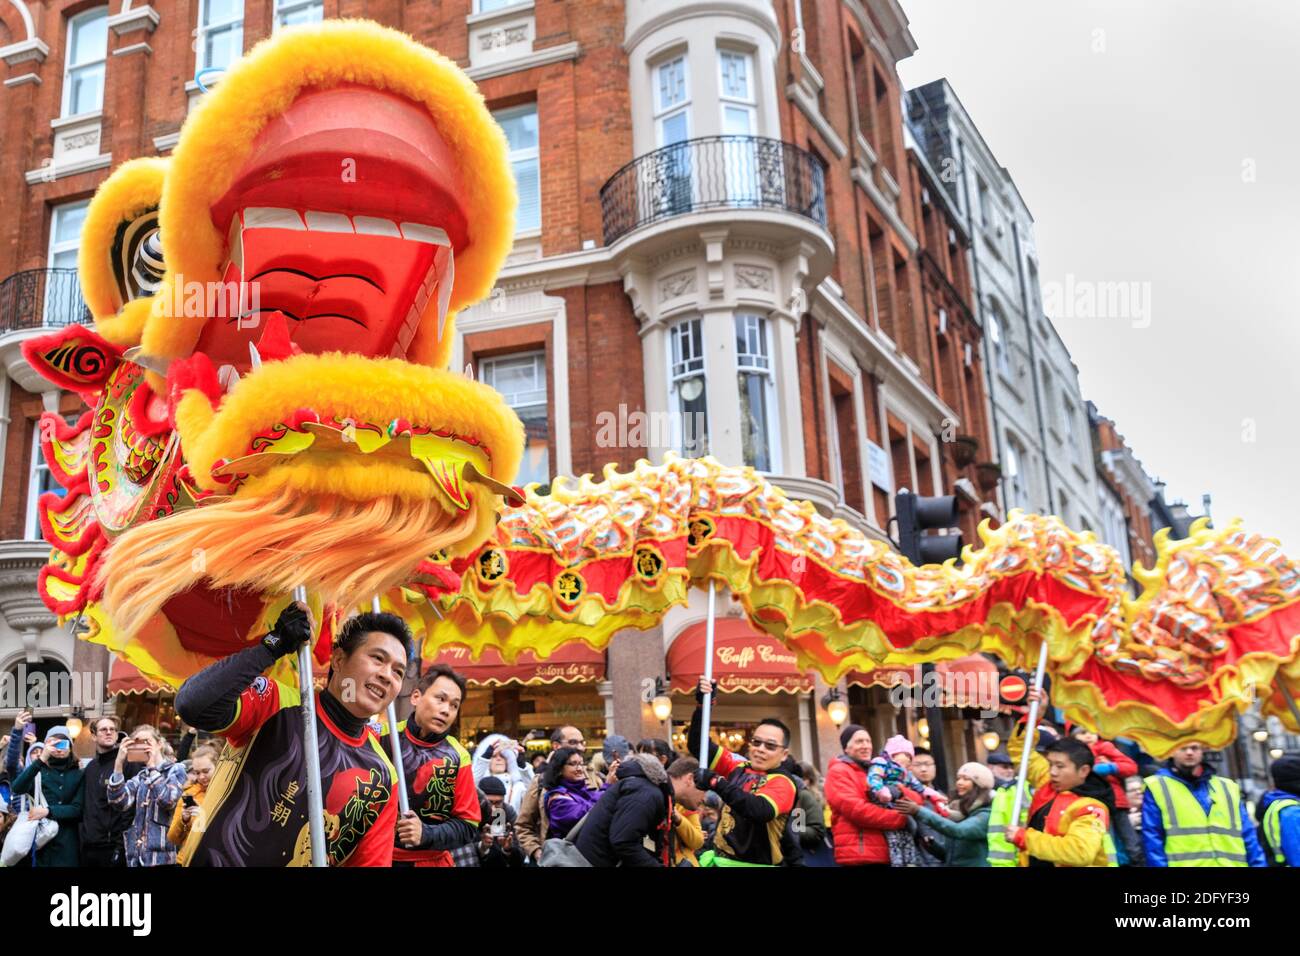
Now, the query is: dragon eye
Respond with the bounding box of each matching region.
[131,228,165,295]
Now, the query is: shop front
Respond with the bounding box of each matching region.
[425,640,609,754]
[664,617,819,763]
[107,655,181,747]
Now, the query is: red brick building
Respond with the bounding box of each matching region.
[0,0,999,774]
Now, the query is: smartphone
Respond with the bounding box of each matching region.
[22,722,36,739]
[182,794,197,808]
[490,821,505,838]
[125,743,149,762]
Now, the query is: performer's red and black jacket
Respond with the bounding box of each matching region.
[687,704,798,865]
[175,643,398,867]
[390,719,480,866]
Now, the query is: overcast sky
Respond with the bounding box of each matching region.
[896,0,1300,555]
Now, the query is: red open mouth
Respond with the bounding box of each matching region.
[192,84,469,374]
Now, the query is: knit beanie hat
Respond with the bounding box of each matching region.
[479,776,507,796]
[957,761,994,791]
[839,724,867,750]
[884,734,914,759]
[1272,753,1300,794]
[602,734,632,764]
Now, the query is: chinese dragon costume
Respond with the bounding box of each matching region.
[22,21,1300,760]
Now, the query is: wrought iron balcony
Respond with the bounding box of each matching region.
[0,268,90,335]
[600,135,827,245]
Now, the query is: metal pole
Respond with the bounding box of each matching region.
[1277,680,1300,730]
[294,585,327,867]
[1010,637,1050,831]
[921,661,950,791]
[701,581,717,768]
[376,595,410,816]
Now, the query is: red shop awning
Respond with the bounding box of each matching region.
[107,657,167,697]
[845,654,999,709]
[426,641,605,687]
[668,618,813,695]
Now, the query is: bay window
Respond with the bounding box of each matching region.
[669,319,708,457]
[735,314,775,471]
[719,49,759,204]
[653,55,691,215]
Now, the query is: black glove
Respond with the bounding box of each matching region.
[261,603,312,658]
[694,768,721,792]
[694,680,718,705]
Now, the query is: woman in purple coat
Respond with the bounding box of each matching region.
[541,747,604,839]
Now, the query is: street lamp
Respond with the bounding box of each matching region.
[1270,748,1284,760]
[916,717,930,740]
[982,731,1000,752]
[1253,729,1270,743]
[820,688,848,726]
[651,678,673,723]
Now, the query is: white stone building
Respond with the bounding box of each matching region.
[907,78,1106,533]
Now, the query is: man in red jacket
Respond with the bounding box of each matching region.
[823,724,915,866]
[1070,724,1141,865]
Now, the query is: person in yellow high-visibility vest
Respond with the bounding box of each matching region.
[986,771,1030,866]
[1257,754,1300,866]
[1141,741,1266,867]
[1004,688,1117,867]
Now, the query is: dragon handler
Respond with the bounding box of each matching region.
[175,605,409,866]
[389,663,481,867]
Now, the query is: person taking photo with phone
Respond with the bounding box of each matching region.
[80,716,141,867]
[9,724,85,867]
[107,725,188,867]
[5,711,41,781]
[477,776,524,867]
[168,745,218,864]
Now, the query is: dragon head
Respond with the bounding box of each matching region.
[26,21,525,678]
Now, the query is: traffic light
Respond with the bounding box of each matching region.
[895,490,964,566]
[895,489,966,793]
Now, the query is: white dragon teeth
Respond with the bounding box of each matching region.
[232,209,454,362]
[123,347,171,375]
[302,211,353,233]
[227,216,244,272]
[400,222,450,245]
[436,247,453,343]
[396,303,421,353]
[352,216,401,237]
[243,207,305,230]
[240,209,454,243]
[217,364,241,393]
